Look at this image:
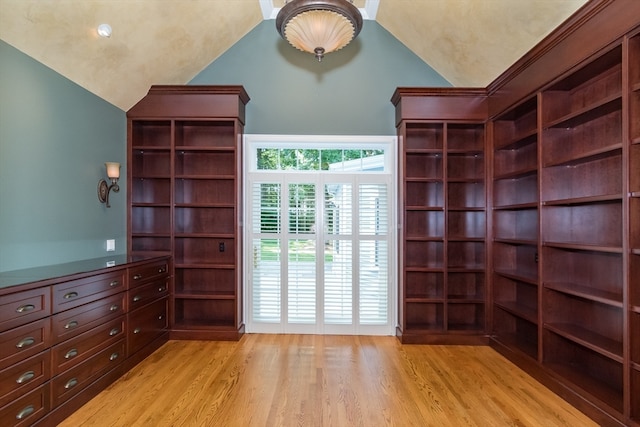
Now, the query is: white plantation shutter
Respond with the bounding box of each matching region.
[324,184,353,324]
[287,184,316,324]
[359,184,389,325]
[251,183,282,323]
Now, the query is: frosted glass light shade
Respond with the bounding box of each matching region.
[105,162,120,180]
[276,0,363,62]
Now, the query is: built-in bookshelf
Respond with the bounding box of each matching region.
[128,86,249,341]
[491,96,540,360]
[539,45,624,413]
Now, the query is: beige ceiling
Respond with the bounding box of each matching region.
[0,0,589,111]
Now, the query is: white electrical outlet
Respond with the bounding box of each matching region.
[106,239,116,252]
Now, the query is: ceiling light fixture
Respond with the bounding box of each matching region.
[276,0,363,62]
[97,23,112,38]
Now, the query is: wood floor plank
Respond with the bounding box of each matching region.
[59,335,597,426]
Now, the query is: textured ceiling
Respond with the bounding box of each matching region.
[0,0,589,111]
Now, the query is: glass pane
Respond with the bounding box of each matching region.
[321,149,343,170]
[257,148,280,170]
[297,149,320,170]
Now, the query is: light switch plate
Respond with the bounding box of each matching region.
[106,239,116,252]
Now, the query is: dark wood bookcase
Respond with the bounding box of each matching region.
[629,30,640,425]
[491,95,540,360]
[394,4,639,423]
[127,86,249,340]
[393,89,487,344]
[539,44,625,413]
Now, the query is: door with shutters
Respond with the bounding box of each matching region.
[245,135,396,335]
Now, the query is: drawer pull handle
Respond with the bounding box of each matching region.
[158,267,165,273]
[133,274,143,280]
[158,287,165,292]
[110,304,119,312]
[16,405,35,420]
[16,304,36,313]
[109,328,120,336]
[64,349,78,359]
[133,327,141,334]
[133,295,142,302]
[158,315,163,320]
[65,320,79,329]
[64,378,78,389]
[109,352,119,361]
[110,280,120,287]
[63,291,79,299]
[16,371,36,384]
[16,337,35,348]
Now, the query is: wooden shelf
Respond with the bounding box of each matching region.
[544,323,623,362]
[543,93,621,129]
[542,241,622,253]
[542,193,622,206]
[406,297,445,303]
[175,146,235,152]
[406,148,443,154]
[174,291,235,300]
[543,144,622,168]
[493,167,537,181]
[493,237,538,246]
[494,129,537,151]
[493,202,538,210]
[493,269,538,285]
[494,301,537,324]
[492,332,538,360]
[544,282,622,307]
[544,361,623,413]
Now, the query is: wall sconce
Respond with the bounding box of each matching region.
[97,162,120,208]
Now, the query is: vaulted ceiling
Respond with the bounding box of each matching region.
[0,0,589,111]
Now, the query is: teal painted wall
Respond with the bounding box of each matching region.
[0,40,127,272]
[191,21,451,135]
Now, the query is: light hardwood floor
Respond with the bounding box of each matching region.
[59,334,596,426]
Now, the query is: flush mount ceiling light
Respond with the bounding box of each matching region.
[97,23,112,38]
[276,0,363,62]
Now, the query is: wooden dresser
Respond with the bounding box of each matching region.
[0,255,171,426]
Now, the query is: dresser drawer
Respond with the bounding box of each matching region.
[129,278,169,310]
[51,316,125,375]
[0,350,50,408]
[0,287,50,332]
[51,293,125,344]
[52,270,125,314]
[129,259,169,286]
[0,383,49,427]
[51,339,124,407]
[0,318,50,370]
[128,297,168,356]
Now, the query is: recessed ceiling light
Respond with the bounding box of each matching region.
[97,24,112,38]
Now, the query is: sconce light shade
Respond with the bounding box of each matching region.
[105,162,120,179]
[276,0,363,62]
[98,162,120,208]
